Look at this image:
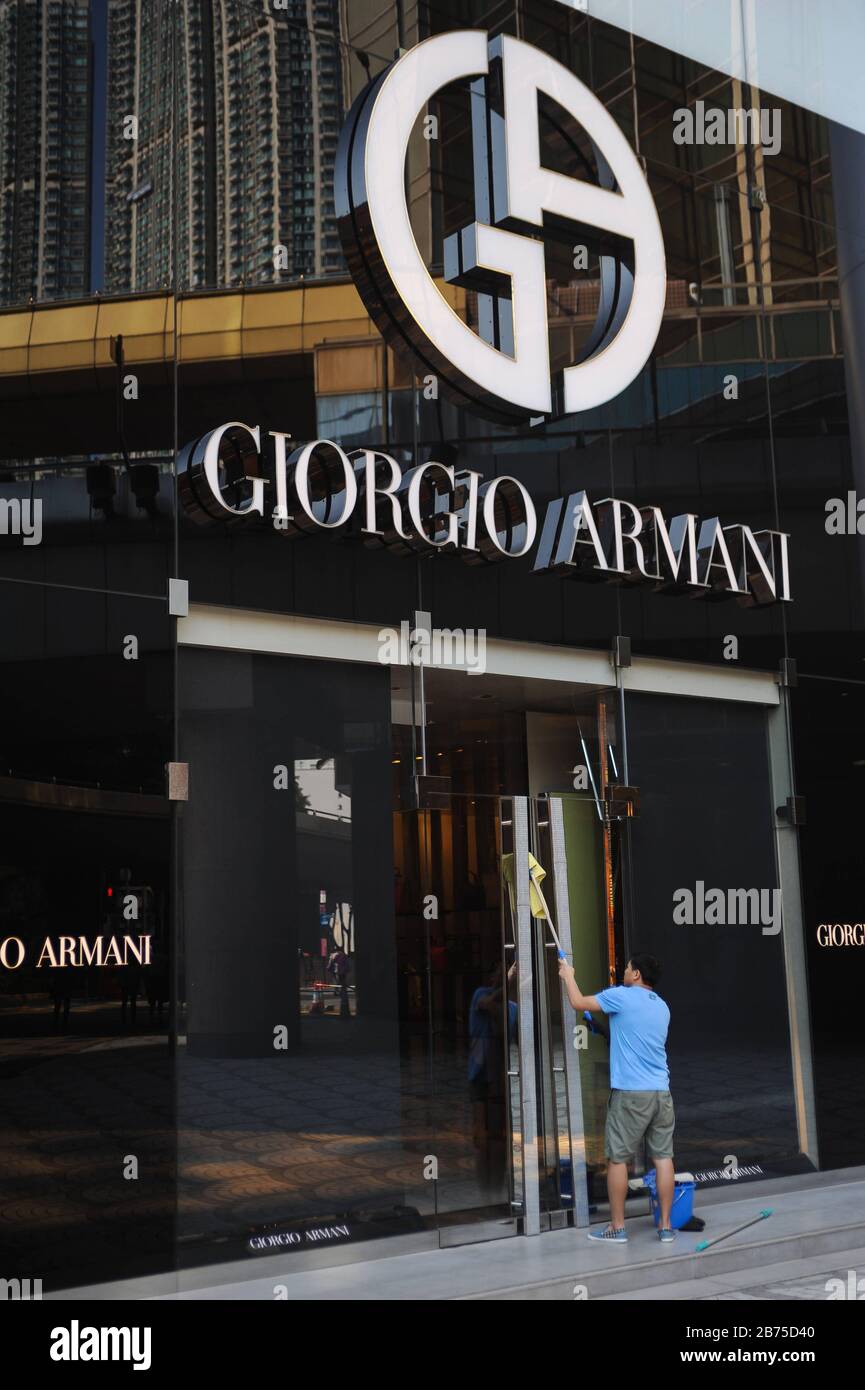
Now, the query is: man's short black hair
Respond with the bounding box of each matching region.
[629,952,660,988]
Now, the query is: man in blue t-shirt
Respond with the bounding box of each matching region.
[559,951,676,1243]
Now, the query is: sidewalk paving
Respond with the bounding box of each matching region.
[604,1246,865,1300]
[49,1164,865,1301]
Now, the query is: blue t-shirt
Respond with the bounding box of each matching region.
[595,985,670,1090]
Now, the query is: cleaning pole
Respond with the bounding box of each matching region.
[695,1209,773,1252]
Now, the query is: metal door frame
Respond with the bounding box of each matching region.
[506,795,592,1235]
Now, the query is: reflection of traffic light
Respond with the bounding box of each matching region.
[101,877,155,934]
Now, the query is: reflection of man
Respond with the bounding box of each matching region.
[559,952,676,1243]
[468,961,517,1201]
[328,948,351,1018]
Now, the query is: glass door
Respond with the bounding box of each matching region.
[390,668,626,1245]
[530,795,614,1222]
[393,790,518,1245]
[393,784,617,1245]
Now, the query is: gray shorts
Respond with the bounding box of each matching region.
[605,1088,675,1163]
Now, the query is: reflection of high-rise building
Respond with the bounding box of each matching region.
[0,0,92,305]
[104,0,176,293]
[104,0,345,294]
[277,0,345,282]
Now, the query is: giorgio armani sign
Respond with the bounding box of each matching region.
[178,422,791,606]
[0,934,152,969]
[336,31,666,424]
[173,35,785,608]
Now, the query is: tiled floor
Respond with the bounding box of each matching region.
[0,998,857,1297]
[0,1019,508,1289]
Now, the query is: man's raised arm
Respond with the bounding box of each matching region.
[558,961,602,1013]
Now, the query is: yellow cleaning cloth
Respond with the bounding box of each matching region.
[501,852,548,919]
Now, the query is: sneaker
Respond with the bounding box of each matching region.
[587,1224,628,1242]
[658,1227,676,1243]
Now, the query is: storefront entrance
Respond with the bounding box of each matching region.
[390,667,622,1244]
[173,607,817,1276]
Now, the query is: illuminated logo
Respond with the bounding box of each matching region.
[0,935,152,969]
[816,923,865,946]
[336,31,666,423]
[177,422,792,606]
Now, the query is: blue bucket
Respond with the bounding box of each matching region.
[642,1170,694,1230]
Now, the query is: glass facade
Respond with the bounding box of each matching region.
[0,0,862,1293]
